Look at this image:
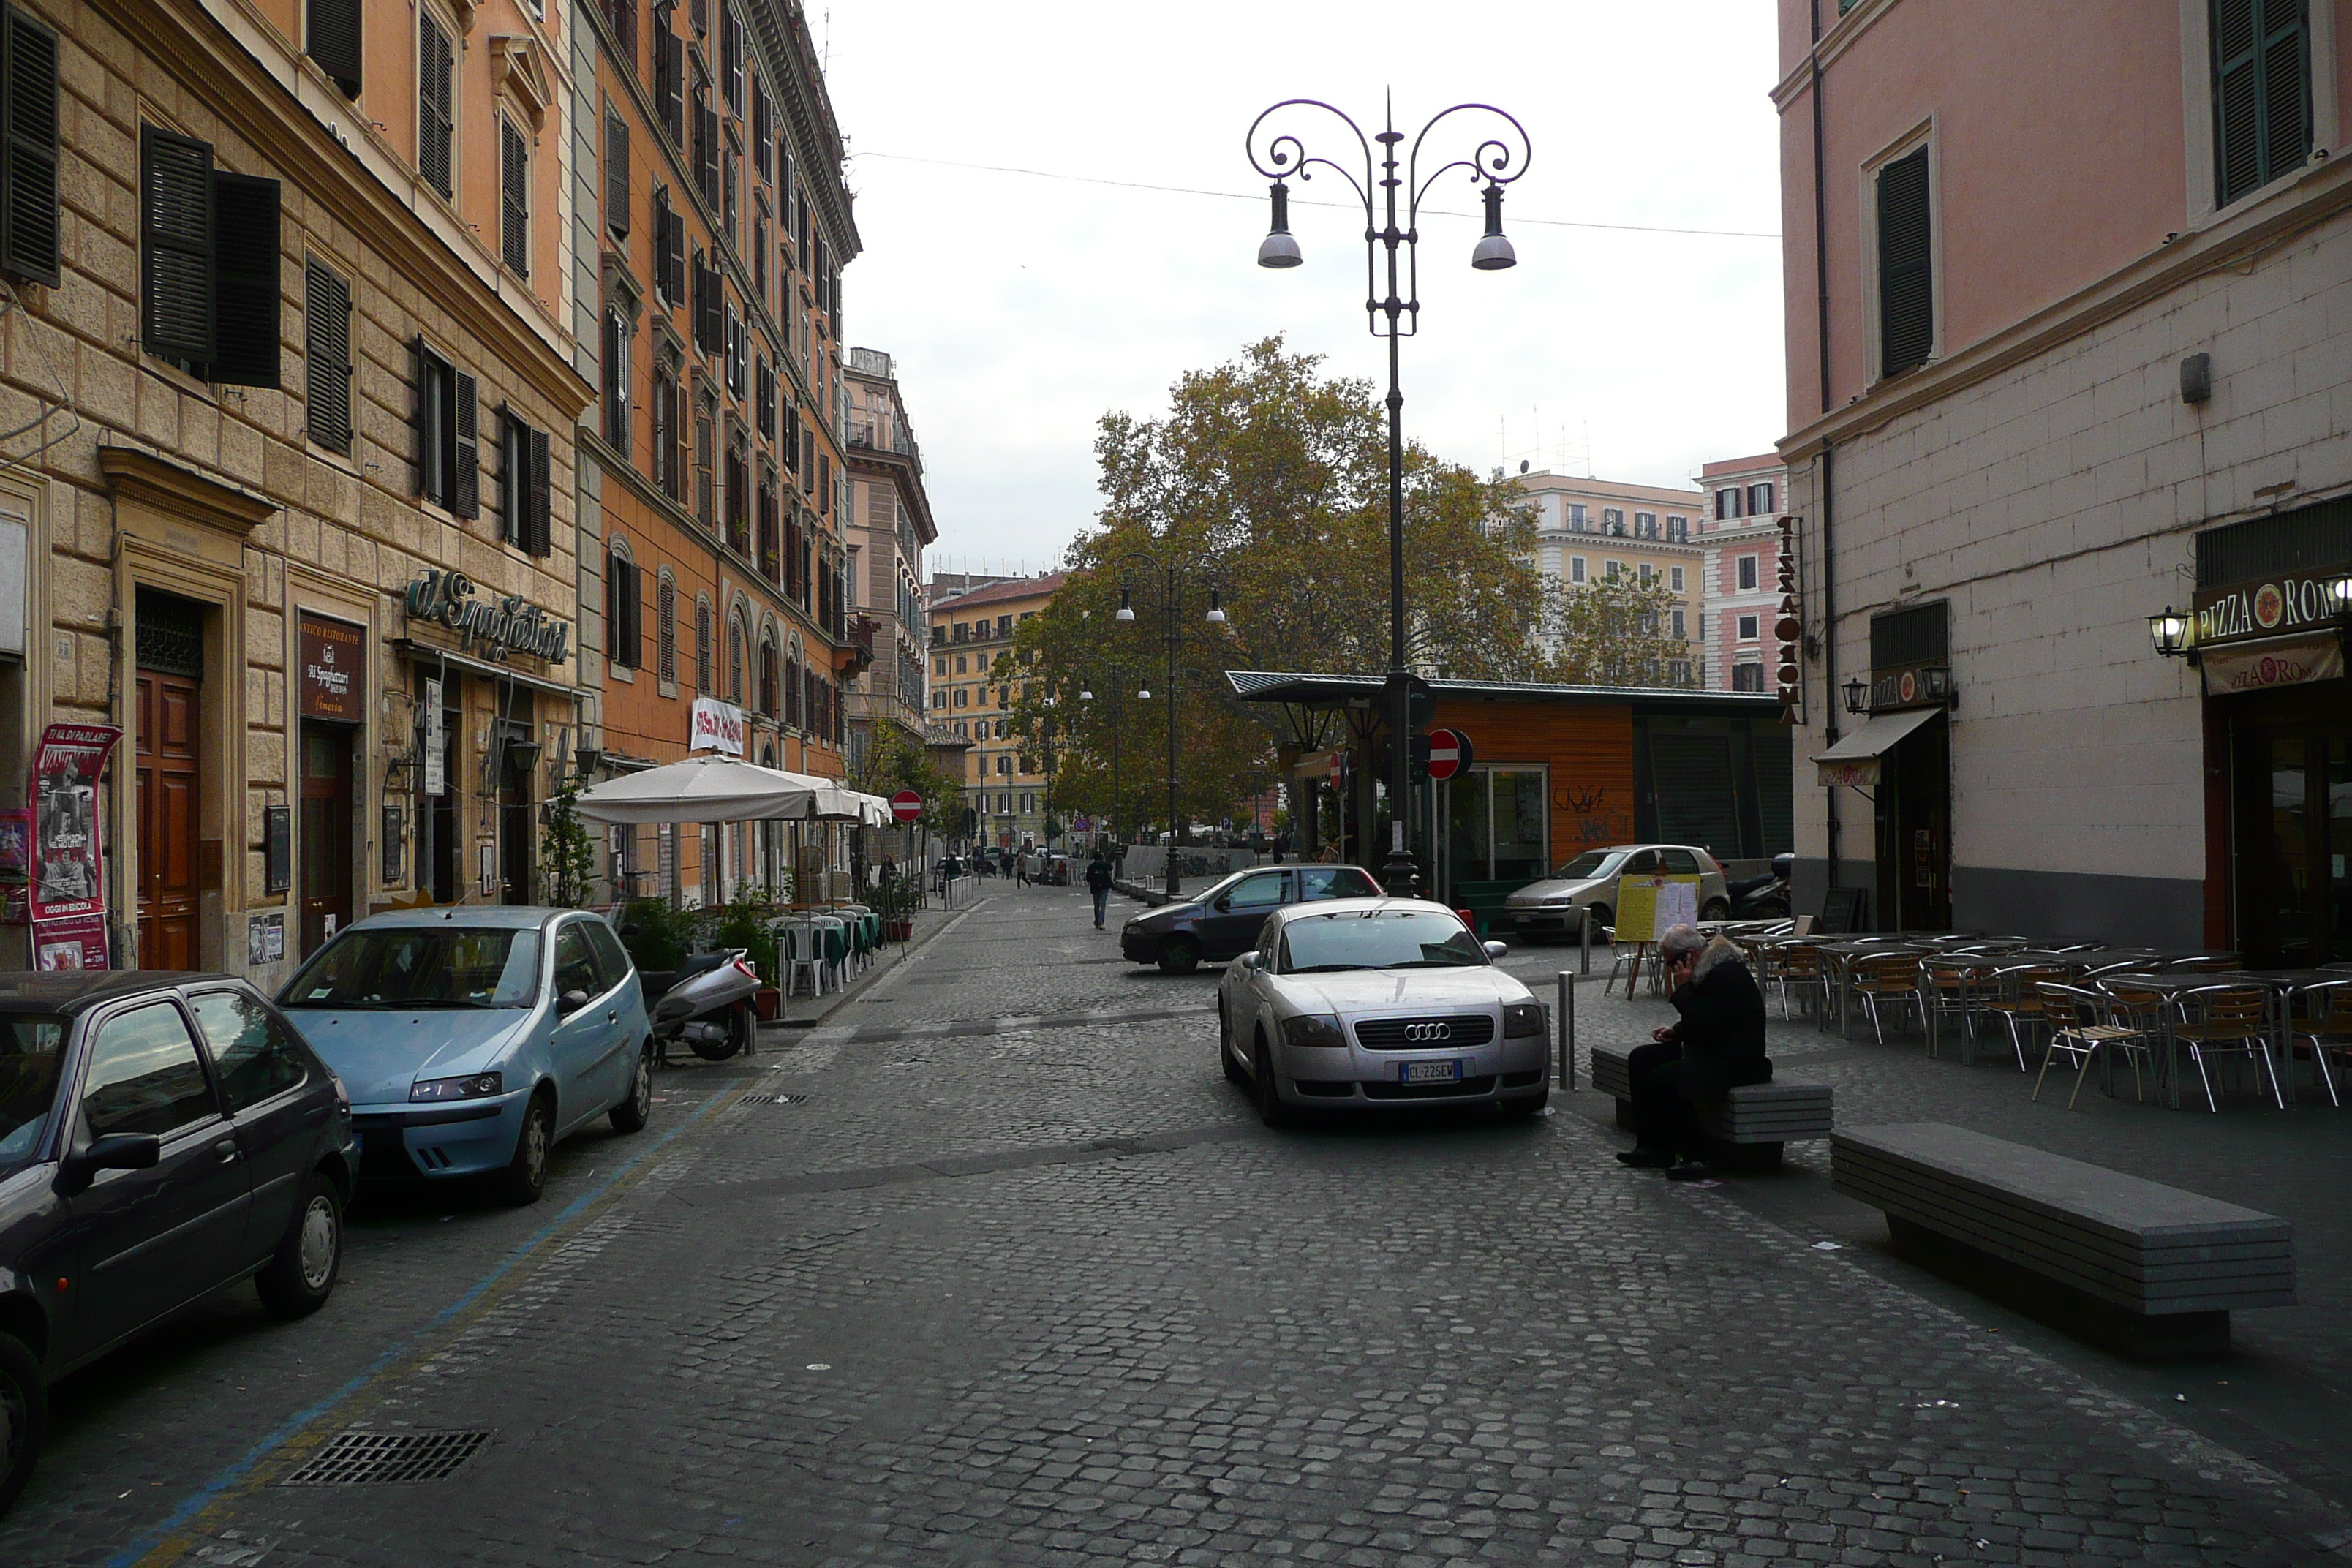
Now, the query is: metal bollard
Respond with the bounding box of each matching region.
[1557,970,1577,1090]
[1580,906,1591,975]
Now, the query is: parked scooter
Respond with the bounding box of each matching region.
[648,948,761,1063]
[1728,852,1794,919]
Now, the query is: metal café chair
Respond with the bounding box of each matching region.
[2171,983,2287,1111]
[1767,940,1828,1022]
[2288,977,2352,1107]
[1851,951,1924,1045]
[2030,980,2154,1108]
[1918,952,1996,1060]
[1980,964,2067,1071]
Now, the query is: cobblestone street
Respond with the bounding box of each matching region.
[12,884,2352,1568]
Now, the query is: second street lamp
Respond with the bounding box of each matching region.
[1114,555,1224,900]
[1248,94,1529,895]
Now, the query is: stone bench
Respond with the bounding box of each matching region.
[1832,1123,2294,1359]
[1589,1044,1833,1170]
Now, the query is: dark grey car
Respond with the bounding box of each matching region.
[0,972,358,1516]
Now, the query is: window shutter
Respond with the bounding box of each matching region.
[604,110,630,238]
[1,6,60,288]
[500,119,529,276]
[412,337,440,503]
[607,0,637,63]
[665,192,686,302]
[140,127,215,364]
[657,575,676,683]
[304,259,353,453]
[209,172,280,388]
[2215,0,2264,203]
[527,423,551,555]
[418,15,453,200]
[601,312,623,448]
[1875,147,1933,380]
[655,28,682,144]
[603,549,620,660]
[698,101,720,208]
[621,559,642,668]
[306,0,362,97]
[451,370,479,518]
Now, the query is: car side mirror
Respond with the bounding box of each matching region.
[557,988,591,1016]
[1236,951,1260,973]
[58,1131,161,1194]
[1483,940,1509,960]
[1211,896,1231,913]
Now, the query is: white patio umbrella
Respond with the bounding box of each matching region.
[572,755,821,825]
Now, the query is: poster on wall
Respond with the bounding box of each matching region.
[423,679,445,796]
[29,723,121,921]
[32,912,108,970]
[0,809,28,875]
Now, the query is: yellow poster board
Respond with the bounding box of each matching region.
[1615,874,1704,943]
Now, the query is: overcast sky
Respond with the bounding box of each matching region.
[821,1,1787,578]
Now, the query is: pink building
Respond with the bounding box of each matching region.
[1696,453,1788,692]
[1775,0,2352,954]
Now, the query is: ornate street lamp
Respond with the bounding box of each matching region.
[1842,674,1870,715]
[2147,606,2192,658]
[1248,95,1529,895]
[1113,553,1226,900]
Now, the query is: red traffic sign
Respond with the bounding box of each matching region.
[1426,728,1474,780]
[891,788,923,823]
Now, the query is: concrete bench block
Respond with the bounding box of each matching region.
[1590,1044,1833,1157]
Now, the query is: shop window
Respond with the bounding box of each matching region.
[140,126,281,385]
[304,258,353,454]
[411,341,478,516]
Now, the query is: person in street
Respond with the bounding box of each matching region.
[1619,922,1770,1181]
[1015,849,1032,889]
[1085,850,1115,929]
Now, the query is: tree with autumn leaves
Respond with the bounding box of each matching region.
[1003,338,1691,835]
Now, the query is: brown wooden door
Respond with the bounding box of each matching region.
[136,671,202,970]
[300,725,354,954]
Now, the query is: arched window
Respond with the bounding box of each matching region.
[603,540,640,671]
[694,596,713,695]
[784,653,801,728]
[758,633,779,717]
[728,612,746,704]
[655,571,677,687]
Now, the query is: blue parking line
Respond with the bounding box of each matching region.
[105,1086,736,1568]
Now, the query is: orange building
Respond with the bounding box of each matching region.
[578,0,865,905]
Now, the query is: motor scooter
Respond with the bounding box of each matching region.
[1729,852,1794,919]
[648,947,761,1063]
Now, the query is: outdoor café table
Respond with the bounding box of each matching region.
[1815,941,1929,1040]
[2097,970,2260,1108]
[2215,968,2342,1101]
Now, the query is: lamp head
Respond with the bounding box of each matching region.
[2148,606,2192,657]
[1841,674,1869,715]
[1079,687,1093,702]
[1115,587,1136,623]
[1470,184,1516,271]
[1137,685,1152,701]
[1205,588,1227,625]
[1257,182,1303,269]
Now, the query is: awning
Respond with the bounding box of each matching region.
[2200,630,2344,696]
[1811,706,1940,788]
[391,639,581,701]
[573,756,820,825]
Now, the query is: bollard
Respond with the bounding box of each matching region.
[1558,970,1576,1090]
[1580,905,1592,975]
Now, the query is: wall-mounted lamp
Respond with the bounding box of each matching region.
[2330,576,2352,617]
[1842,674,1869,715]
[2148,606,2192,658]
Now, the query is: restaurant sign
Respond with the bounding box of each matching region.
[1863,663,1955,713]
[688,696,745,756]
[2200,631,2345,696]
[298,614,363,720]
[2191,567,2348,649]
[402,570,571,664]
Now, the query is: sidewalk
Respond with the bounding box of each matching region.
[762,894,979,1029]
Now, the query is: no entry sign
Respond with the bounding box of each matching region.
[1425,728,1474,780]
[891,788,923,823]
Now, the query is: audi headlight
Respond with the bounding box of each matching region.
[1281,1014,1347,1049]
[410,1071,505,1102]
[1502,1002,1547,1039]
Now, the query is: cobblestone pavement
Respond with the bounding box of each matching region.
[9,885,2352,1567]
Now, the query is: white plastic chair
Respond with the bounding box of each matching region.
[782,921,825,998]
[811,915,850,992]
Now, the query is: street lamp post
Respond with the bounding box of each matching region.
[1114,554,1226,900]
[1247,96,1528,896]
[1077,663,1128,855]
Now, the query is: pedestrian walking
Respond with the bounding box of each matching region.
[1085,850,1114,929]
[1015,849,1032,889]
[1619,923,1770,1183]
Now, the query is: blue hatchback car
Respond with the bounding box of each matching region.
[276,908,654,1205]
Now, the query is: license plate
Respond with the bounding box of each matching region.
[1400,1060,1464,1085]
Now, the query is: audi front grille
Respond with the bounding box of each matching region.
[1351,1014,1498,1050]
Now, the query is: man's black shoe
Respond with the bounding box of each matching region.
[1665,1160,1716,1182]
[1615,1148,1673,1169]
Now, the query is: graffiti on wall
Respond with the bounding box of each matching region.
[1556,783,1629,847]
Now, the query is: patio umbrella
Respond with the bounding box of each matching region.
[572,755,821,825]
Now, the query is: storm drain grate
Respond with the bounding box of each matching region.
[279,1428,493,1486]
[742,1092,809,1105]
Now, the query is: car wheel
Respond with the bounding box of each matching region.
[1502,1084,1551,1120]
[0,1330,44,1518]
[1700,899,1730,923]
[497,1092,555,1207]
[1586,905,1612,941]
[255,1171,343,1319]
[1253,1033,1292,1128]
[1219,1003,1246,1084]
[609,1044,655,1134]
[1158,938,1200,976]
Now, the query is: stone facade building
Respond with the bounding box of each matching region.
[0,0,591,981]
[1511,471,1704,684]
[927,573,1063,850]
[843,345,935,775]
[1776,0,2352,954]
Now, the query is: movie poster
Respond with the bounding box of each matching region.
[32,912,108,970]
[29,723,121,921]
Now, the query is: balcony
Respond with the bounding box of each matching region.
[833,614,878,679]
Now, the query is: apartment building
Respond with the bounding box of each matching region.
[0,0,592,979]
[576,0,861,905]
[1512,472,1704,684]
[926,573,1064,848]
[843,346,936,773]
[1776,0,2352,954]
[1695,454,1790,692]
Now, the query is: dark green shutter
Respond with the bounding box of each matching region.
[140,127,215,364]
[418,15,453,200]
[2213,0,2310,206]
[451,370,479,518]
[1876,148,1932,380]
[500,119,529,275]
[604,110,629,237]
[413,337,441,504]
[620,558,641,667]
[306,0,361,97]
[656,28,683,145]
[209,172,279,387]
[304,259,352,453]
[526,423,551,556]
[1,5,59,288]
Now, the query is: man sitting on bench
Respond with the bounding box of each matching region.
[1618,923,1771,1181]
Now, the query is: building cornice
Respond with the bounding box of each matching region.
[1771,0,1902,108]
[144,0,591,416]
[843,447,937,546]
[98,443,279,535]
[1779,149,2352,460]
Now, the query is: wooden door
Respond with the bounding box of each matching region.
[299,725,353,954]
[136,671,202,969]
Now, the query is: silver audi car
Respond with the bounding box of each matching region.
[1215,899,1551,1125]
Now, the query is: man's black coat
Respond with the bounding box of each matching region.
[1662,937,1771,1098]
